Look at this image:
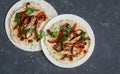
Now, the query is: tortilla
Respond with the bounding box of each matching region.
[44,20,91,64]
[5,0,58,51]
[41,14,95,68]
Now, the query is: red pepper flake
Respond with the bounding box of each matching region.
[46,29,50,33]
[26,2,30,8]
[28,40,33,43]
[79,45,84,48]
[36,39,40,42]
[20,36,25,41]
[83,50,88,54]
[64,43,70,47]
[83,42,87,45]
[69,55,73,61]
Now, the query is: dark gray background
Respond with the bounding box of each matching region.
[0,0,120,74]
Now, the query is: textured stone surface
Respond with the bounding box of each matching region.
[0,0,120,74]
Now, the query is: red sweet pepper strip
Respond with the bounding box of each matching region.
[63,43,71,47]
[71,41,80,54]
[76,49,83,55]
[72,24,76,31]
[73,29,83,37]
[37,12,47,21]
[72,24,77,37]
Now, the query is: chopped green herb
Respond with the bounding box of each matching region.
[15,12,21,24]
[60,25,67,31]
[37,31,45,39]
[68,25,72,29]
[60,25,72,33]
[28,28,35,34]
[81,37,90,41]
[59,35,68,43]
[26,7,35,14]
[79,31,90,41]
[21,27,26,34]
[66,25,72,33]
[16,13,21,18]
[79,31,86,37]
[16,19,21,24]
[49,32,57,38]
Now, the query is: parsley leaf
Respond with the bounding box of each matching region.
[81,37,90,41]
[37,31,45,39]
[67,25,72,33]
[15,12,21,24]
[60,25,72,33]
[21,27,27,34]
[16,13,21,18]
[59,35,68,43]
[79,31,90,41]
[60,25,67,31]
[28,28,35,34]
[49,32,57,38]
[79,31,86,37]
[26,7,35,14]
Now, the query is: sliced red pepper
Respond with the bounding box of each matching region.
[20,13,26,24]
[71,41,81,54]
[64,43,69,47]
[79,45,84,48]
[71,42,77,54]
[28,39,33,43]
[23,16,31,24]
[73,29,82,37]
[72,24,77,37]
[37,12,47,21]
[72,24,76,31]
[19,36,25,41]
[76,49,83,55]
[48,39,58,43]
